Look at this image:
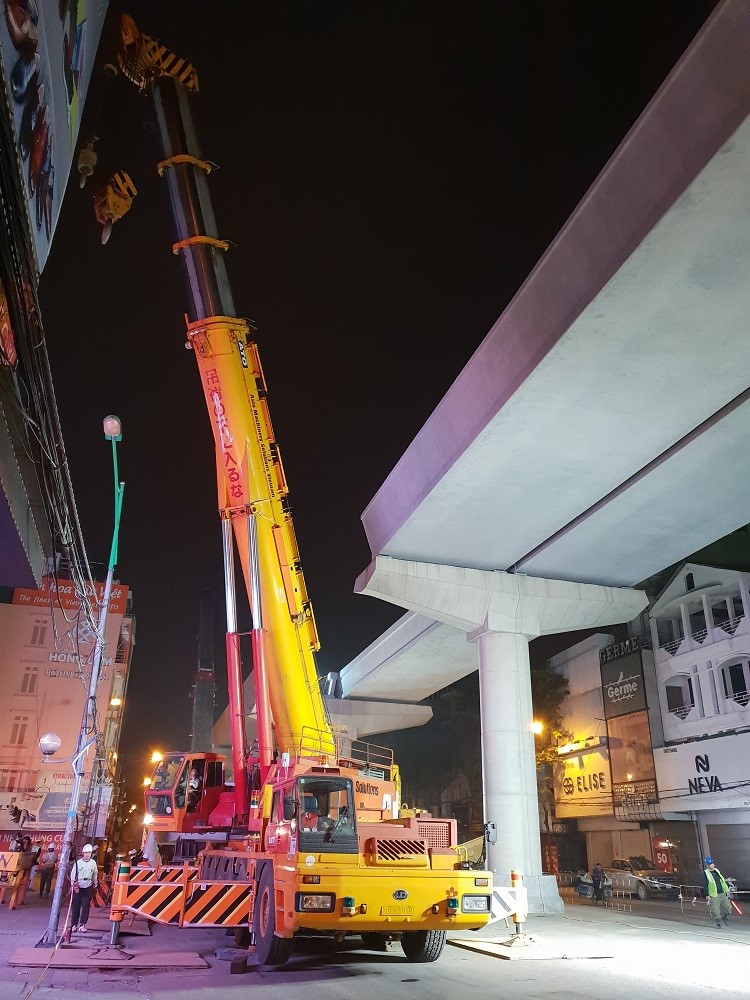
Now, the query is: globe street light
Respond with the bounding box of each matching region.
[39,418,125,947]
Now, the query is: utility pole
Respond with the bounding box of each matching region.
[39,416,124,947]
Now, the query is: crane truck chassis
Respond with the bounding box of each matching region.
[106,15,495,965]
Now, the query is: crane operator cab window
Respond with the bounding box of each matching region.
[297,776,357,854]
[151,755,184,791]
[146,754,185,816]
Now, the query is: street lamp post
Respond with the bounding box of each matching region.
[39,417,125,947]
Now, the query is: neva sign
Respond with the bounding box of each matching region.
[653,732,750,811]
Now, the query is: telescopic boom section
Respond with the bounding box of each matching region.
[119,17,335,768]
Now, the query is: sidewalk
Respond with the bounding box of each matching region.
[0,890,748,996]
[448,894,750,994]
[0,891,231,996]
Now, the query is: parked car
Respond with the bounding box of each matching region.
[606,856,679,900]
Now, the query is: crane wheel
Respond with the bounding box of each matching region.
[401,929,446,963]
[253,866,293,966]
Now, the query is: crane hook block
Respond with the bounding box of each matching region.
[93,170,137,240]
[77,137,98,189]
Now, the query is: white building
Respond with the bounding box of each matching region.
[546,561,750,888]
[650,563,750,886]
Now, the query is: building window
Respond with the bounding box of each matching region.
[9,715,29,745]
[0,770,16,791]
[20,665,37,694]
[685,573,695,591]
[720,659,750,708]
[30,617,47,646]
[664,675,695,720]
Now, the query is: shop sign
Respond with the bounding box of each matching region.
[653,732,750,811]
[599,634,649,663]
[553,747,612,818]
[601,651,647,719]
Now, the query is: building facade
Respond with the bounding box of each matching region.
[650,563,750,888]
[0,578,134,852]
[547,562,750,889]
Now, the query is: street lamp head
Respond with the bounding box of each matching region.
[39,733,62,757]
[103,414,122,441]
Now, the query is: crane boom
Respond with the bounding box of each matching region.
[118,16,334,780]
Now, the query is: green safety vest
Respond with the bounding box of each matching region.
[705,867,729,896]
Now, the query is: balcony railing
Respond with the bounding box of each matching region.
[717,614,745,636]
[659,613,746,654]
[668,703,695,721]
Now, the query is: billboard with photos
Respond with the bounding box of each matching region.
[0,1,109,270]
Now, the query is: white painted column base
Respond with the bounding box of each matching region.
[492,874,565,917]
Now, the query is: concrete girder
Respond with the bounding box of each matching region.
[355,555,648,636]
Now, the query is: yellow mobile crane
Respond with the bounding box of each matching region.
[108,15,493,965]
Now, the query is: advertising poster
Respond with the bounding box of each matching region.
[601,650,647,719]
[0,1,109,271]
[607,710,656,785]
[0,579,127,841]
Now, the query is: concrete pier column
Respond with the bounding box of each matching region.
[472,629,540,879]
[353,556,647,915]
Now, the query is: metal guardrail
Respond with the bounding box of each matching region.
[557,871,745,922]
[556,872,628,910]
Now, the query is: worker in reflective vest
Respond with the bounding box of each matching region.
[703,856,731,928]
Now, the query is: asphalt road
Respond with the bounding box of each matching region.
[3,890,747,999]
[240,930,744,1000]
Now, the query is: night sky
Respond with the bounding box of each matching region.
[38,1,716,784]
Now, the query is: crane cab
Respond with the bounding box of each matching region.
[144,752,226,834]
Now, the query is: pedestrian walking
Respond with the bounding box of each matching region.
[703,856,731,928]
[38,843,58,898]
[592,862,605,904]
[70,844,98,932]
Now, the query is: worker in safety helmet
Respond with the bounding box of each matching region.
[70,844,97,932]
[704,856,731,928]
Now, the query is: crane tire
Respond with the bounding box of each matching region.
[253,866,293,966]
[401,929,446,963]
